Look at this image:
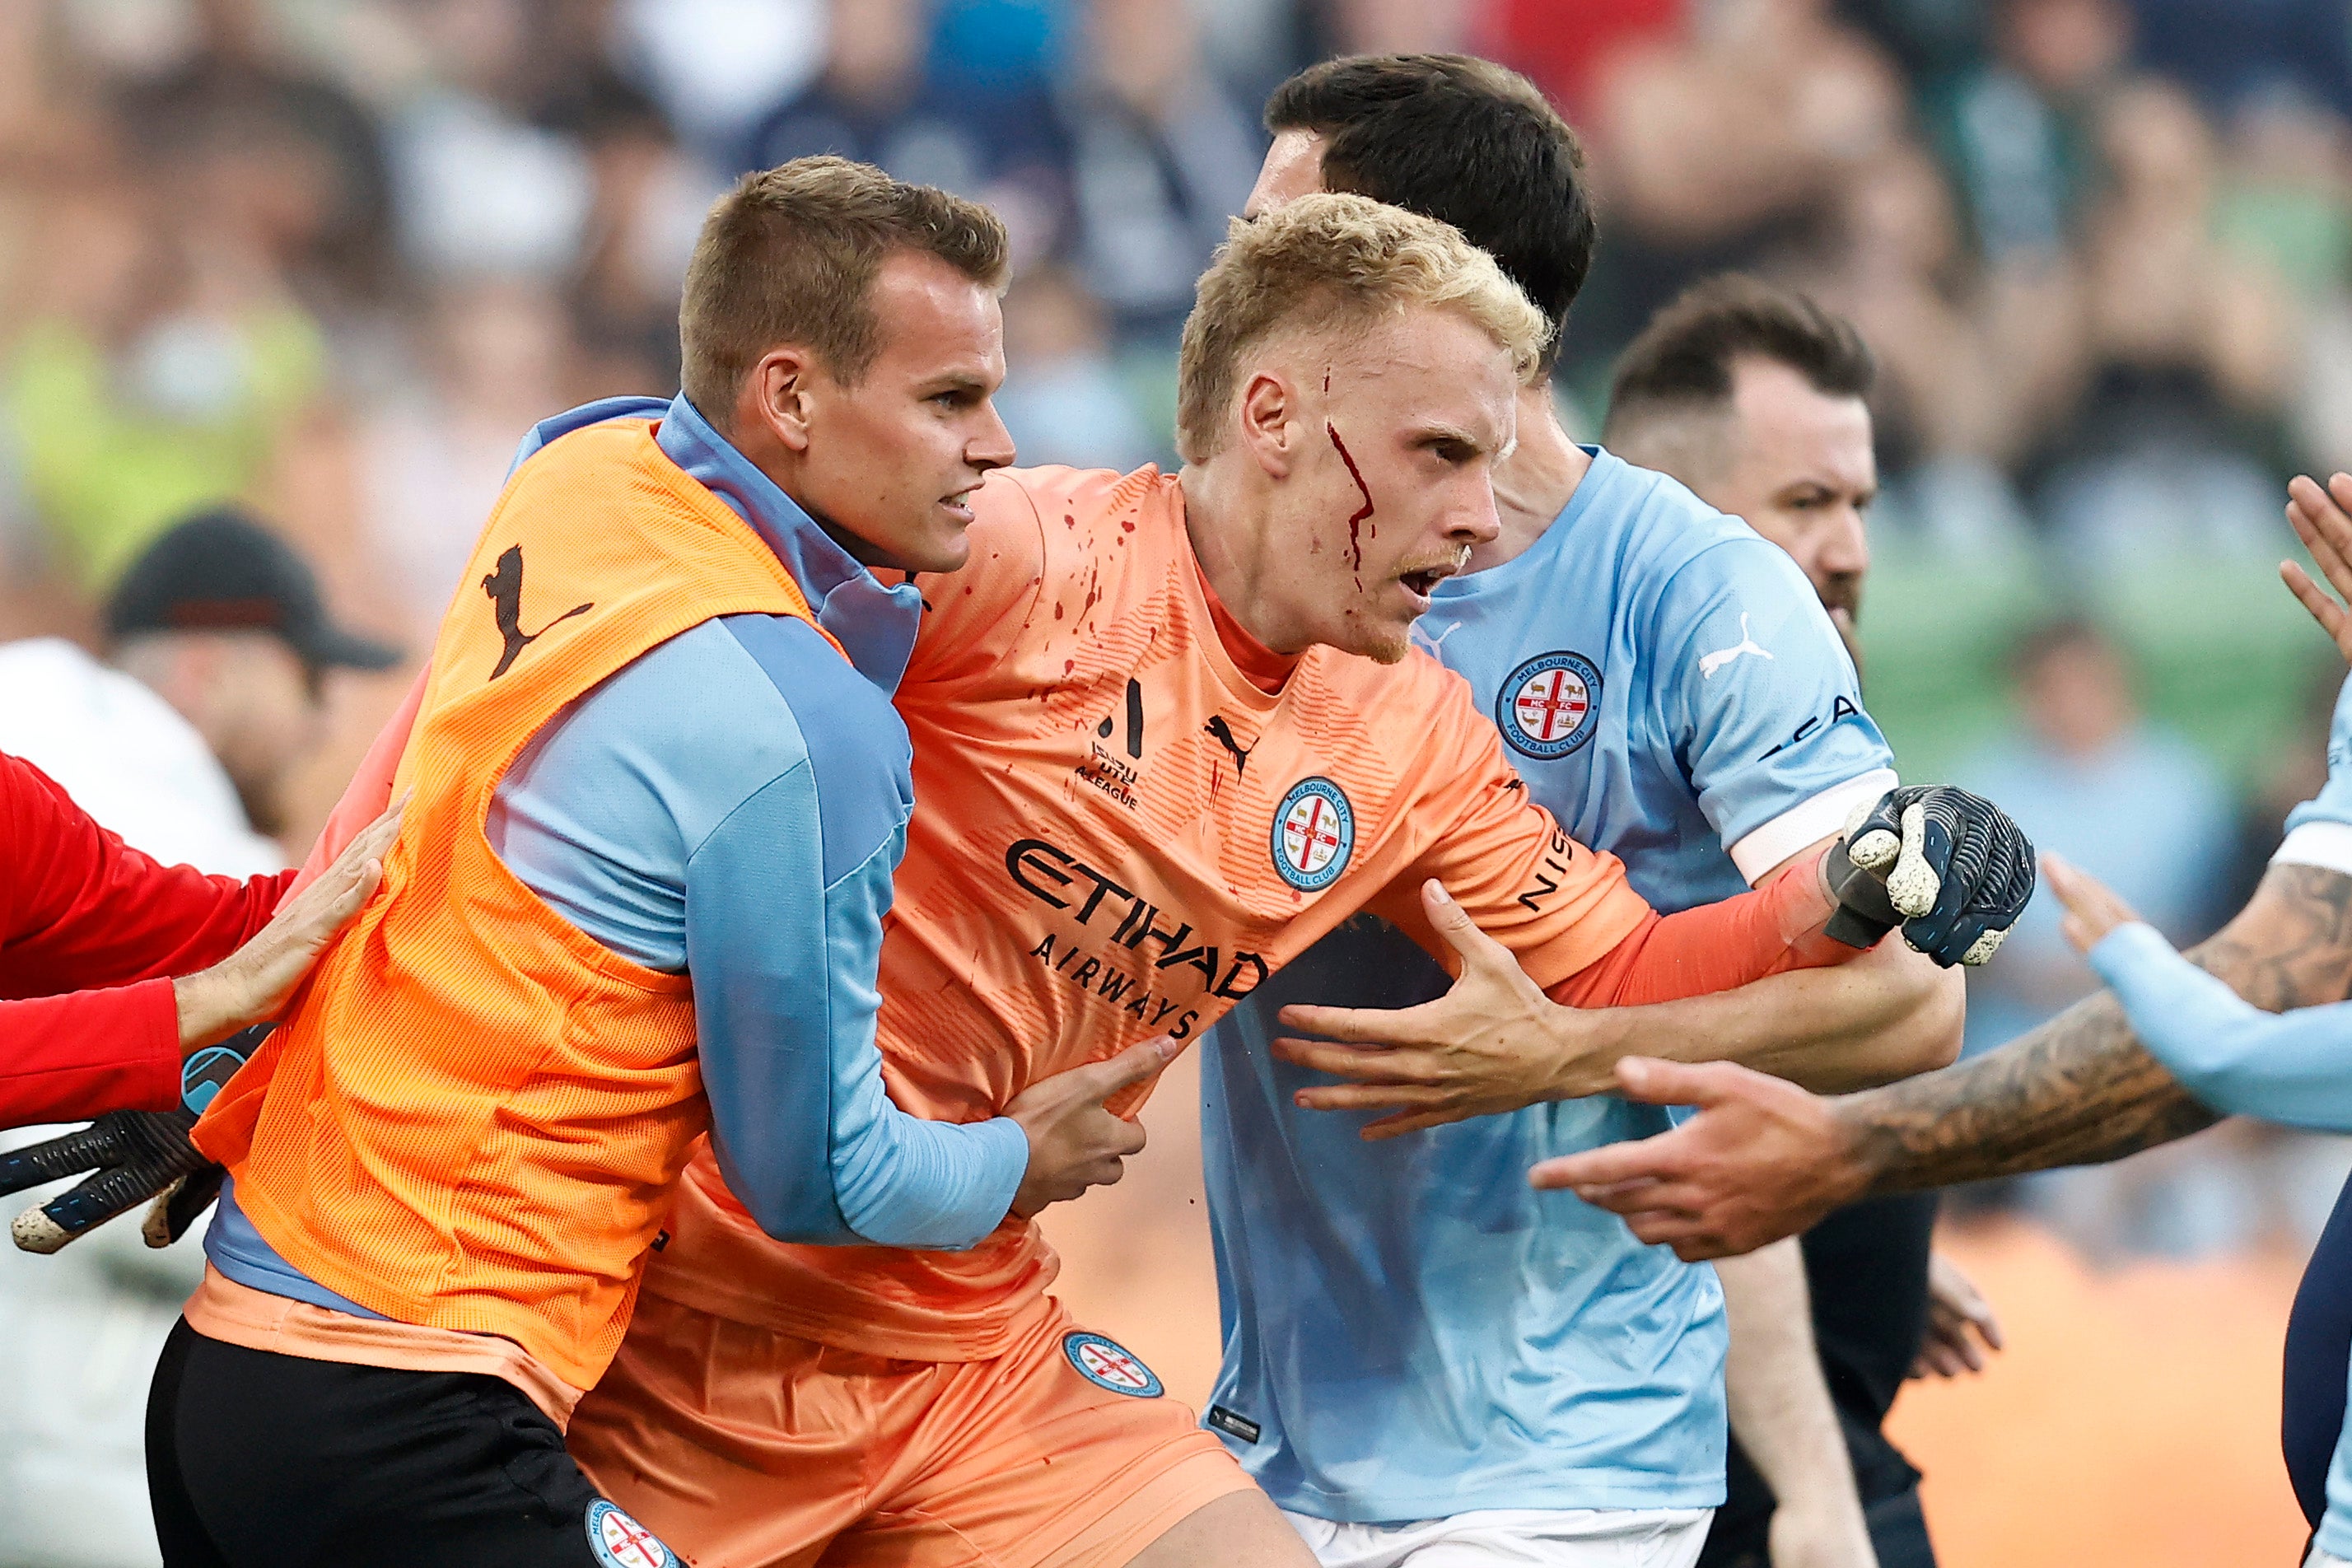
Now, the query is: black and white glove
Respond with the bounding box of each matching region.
[1823,786,2035,967]
[2,1026,259,1254]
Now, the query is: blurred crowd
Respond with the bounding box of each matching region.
[2,0,2350,1258]
[0,0,2337,621]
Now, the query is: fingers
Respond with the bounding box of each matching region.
[1527,1124,1692,1192]
[1939,1323,1989,1374]
[1077,1035,1183,1102]
[337,802,405,871]
[1274,1002,1434,1048]
[1844,789,1900,870]
[1911,1334,1973,1379]
[2041,852,2139,952]
[2284,559,2352,660]
[1612,1055,1747,1109]
[16,1160,156,1253]
[1360,1106,1478,1139]
[2287,475,2352,657]
[10,1201,72,1254]
[1291,1080,1447,1112]
[2041,852,2090,915]
[1272,1037,1435,1085]
[144,1164,226,1248]
[1617,1210,1741,1260]
[2289,473,2352,591]
[1885,800,1939,918]
[0,1121,120,1197]
[1419,880,1512,974]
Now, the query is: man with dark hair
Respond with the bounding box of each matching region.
[1603,276,1970,1568]
[1606,277,1875,662]
[1210,54,1972,1568]
[1258,54,1597,374]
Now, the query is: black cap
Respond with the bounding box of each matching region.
[106,506,403,671]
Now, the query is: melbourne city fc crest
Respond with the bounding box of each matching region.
[1272,777,1354,892]
[586,1500,675,1568]
[1498,651,1602,759]
[1064,1331,1164,1397]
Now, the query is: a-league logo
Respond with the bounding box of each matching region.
[1271,777,1354,892]
[1063,1332,1164,1398]
[1497,651,1602,760]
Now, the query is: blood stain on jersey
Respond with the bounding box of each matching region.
[1063,1332,1164,1397]
[1497,651,1602,760]
[1272,777,1354,892]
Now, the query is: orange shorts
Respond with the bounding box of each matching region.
[567,1291,1252,1568]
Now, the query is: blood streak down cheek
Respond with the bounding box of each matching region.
[1325,423,1376,581]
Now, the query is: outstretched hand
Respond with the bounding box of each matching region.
[1527,1057,1872,1259]
[1272,880,1605,1140]
[2286,473,2352,662]
[2042,852,2143,958]
[173,800,404,1051]
[1911,1250,2004,1379]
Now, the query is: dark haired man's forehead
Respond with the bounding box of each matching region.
[1244,129,1327,221]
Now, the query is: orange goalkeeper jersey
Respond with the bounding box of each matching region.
[646,464,1656,1361]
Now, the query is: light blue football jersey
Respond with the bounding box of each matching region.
[2284,670,2352,847]
[1200,447,1897,1522]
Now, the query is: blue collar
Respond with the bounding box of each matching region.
[506,394,924,693]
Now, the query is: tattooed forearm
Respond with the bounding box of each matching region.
[1839,862,2352,1194]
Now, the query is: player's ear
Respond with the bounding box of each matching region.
[744,345,820,455]
[1236,370,1297,480]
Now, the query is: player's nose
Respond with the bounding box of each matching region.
[1451,481,1503,546]
[968,400,1017,472]
[1818,506,1869,576]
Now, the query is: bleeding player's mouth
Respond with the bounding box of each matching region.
[1396,547,1470,609]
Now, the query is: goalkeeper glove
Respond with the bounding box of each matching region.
[1823,786,2036,967]
[2,1024,258,1254]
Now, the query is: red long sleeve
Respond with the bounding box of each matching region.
[1547,847,1854,1008]
[0,753,293,1127]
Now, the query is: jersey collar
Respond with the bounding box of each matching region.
[1430,445,1627,609]
[506,394,924,695]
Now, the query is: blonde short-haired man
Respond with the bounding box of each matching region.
[556,191,1939,1568]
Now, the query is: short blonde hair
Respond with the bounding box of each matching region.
[1175,193,1550,464]
[679,156,1008,417]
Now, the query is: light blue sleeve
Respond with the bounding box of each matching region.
[2088,922,2352,1132]
[1656,538,1897,878]
[2276,670,2352,884]
[492,616,1026,1250]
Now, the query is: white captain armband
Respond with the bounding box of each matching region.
[1728,768,1899,885]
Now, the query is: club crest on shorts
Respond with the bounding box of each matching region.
[1497,651,1601,759]
[1272,777,1353,892]
[586,1500,675,1568]
[1063,1331,1164,1397]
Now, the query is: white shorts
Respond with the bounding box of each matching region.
[1282,1508,1715,1568]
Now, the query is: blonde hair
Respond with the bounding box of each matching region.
[1175,193,1550,464]
[679,156,1008,418]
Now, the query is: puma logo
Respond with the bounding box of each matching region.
[1698,613,1774,680]
[483,545,593,679]
[1204,716,1254,778]
[1409,618,1463,657]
